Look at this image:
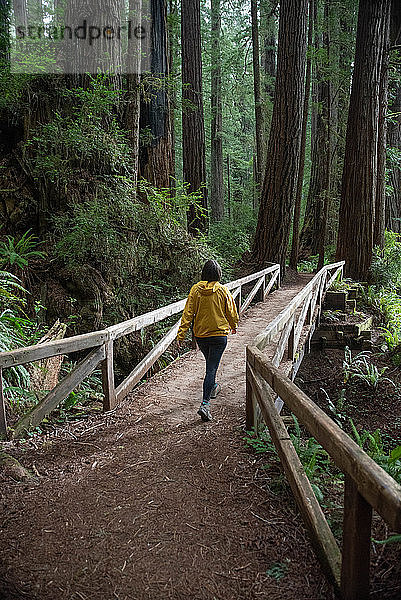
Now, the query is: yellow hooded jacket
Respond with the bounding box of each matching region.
[177,281,239,340]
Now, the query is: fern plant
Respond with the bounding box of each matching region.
[0,271,32,406]
[349,420,401,485]
[0,230,45,273]
[342,346,393,388]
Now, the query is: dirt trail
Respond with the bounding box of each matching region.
[0,275,335,600]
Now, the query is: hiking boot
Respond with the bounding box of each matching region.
[197,406,212,422]
[210,383,221,399]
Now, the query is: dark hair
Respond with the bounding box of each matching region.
[201,259,222,282]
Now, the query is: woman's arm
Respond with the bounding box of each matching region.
[225,289,239,332]
[177,286,196,341]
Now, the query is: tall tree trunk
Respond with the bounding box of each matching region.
[260,0,277,147]
[251,0,264,188]
[336,0,391,281]
[317,0,332,270]
[210,0,224,221]
[167,0,176,189]
[251,0,308,272]
[123,0,142,189]
[386,86,401,233]
[0,0,10,64]
[299,0,328,258]
[373,4,391,248]
[260,0,277,95]
[181,0,207,234]
[13,0,27,28]
[290,0,313,270]
[139,0,174,189]
[385,2,401,233]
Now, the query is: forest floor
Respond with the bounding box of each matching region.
[0,276,400,599]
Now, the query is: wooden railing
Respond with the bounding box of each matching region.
[248,261,344,419]
[0,264,280,439]
[245,263,401,600]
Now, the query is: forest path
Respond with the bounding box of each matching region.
[0,274,335,600]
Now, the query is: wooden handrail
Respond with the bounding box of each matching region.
[0,330,109,369]
[245,261,401,599]
[254,261,344,350]
[0,264,280,438]
[248,346,401,532]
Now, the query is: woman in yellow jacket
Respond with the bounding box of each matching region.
[177,260,239,422]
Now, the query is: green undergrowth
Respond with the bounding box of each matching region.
[244,416,401,544]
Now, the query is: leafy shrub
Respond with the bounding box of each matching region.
[52,179,211,317]
[371,230,401,289]
[361,287,401,360]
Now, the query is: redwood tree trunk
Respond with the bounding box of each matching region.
[317,0,332,270]
[251,0,264,188]
[139,0,174,189]
[13,0,28,28]
[260,0,277,97]
[385,2,401,233]
[299,0,329,259]
[290,0,313,270]
[386,86,401,233]
[251,0,308,272]
[181,0,208,234]
[0,0,9,63]
[210,0,224,221]
[336,0,391,280]
[123,0,142,188]
[373,4,390,248]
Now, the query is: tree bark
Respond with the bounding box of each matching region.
[385,2,401,233]
[210,0,224,221]
[251,0,308,273]
[13,0,28,28]
[0,0,10,63]
[317,0,332,270]
[290,0,314,270]
[373,4,391,248]
[181,0,207,234]
[299,0,329,259]
[167,0,176,189]
[260,0,277,95]
[251,0,264,188]
[336,0,391,281]
[139,0,174,189]
[123,0,142,188]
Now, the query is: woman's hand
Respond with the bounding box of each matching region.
[231,328,237,334]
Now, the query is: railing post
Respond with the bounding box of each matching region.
[0,368,7,440]
[245,362,254,431]
[287,323,295,361]
[257,275,266,302]
[102,340,116,411]
[341,475,372,600]
[235,286,242,314]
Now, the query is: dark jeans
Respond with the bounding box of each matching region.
[195,336,227,404]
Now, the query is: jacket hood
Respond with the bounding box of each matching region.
[197,281,221,295]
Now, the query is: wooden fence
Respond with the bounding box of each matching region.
[0,264,280,440]
[247,260,344,425]
[245,263,401,600]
